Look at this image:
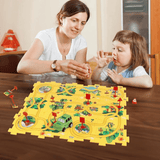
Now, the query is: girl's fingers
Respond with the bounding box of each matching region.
[94,56,99,63]
[104,52,108,58]
[107,69,112,73]
[97,51,101,59]
[107,57,113,63]
[101,50,104,58]
[112,69,117,74]
[107,69,115,78]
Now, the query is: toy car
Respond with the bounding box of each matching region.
[53,114,73,132]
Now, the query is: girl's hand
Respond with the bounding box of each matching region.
[57,60,90,80]
[94,50,112,68]
[107,69,123,84]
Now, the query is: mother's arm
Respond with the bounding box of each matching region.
[17,39,53,74]
[17,39,89,79]
[74,48,92,79]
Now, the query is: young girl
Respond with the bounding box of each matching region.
[92,30,153,88]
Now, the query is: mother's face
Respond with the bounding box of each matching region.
[61,12,87,39]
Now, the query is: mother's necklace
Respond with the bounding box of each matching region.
[57,32,71,59]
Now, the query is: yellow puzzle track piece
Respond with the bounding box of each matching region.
[8,81,129,146]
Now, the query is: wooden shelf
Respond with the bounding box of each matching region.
[0,50,27,56]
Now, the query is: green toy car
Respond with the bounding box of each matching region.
[53,114,73,132]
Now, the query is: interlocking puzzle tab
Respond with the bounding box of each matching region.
[8,82,129,146]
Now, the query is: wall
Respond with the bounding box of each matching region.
[98,0,122,52]
[0,0,122,60]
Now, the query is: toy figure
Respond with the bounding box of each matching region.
[1,29,20,52]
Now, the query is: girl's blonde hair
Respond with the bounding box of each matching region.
[112,30,149,73]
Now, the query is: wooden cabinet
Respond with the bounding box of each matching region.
[151,0,160,84]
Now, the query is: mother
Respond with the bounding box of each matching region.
[17,0,91,80]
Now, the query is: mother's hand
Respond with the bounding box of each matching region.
[56,60,91,80]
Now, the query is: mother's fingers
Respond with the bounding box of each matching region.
[75,71,90,80]
[68,60,88,74]
[72,69,76,75]
[69,68,90,80]
[67,66,90,78]
[68,68,78,75]
[86,63,92,74]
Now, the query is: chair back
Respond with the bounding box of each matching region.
[0,51,26,73]
[149,54,160,85]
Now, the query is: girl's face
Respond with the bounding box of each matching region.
[112,40,132,69]
[60,12,87,39]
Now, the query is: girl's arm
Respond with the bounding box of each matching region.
[119,75,153,88]
[107,69,153,88]
[90,51,112,81]
[75,48,87,63]
[91,66,103,81]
